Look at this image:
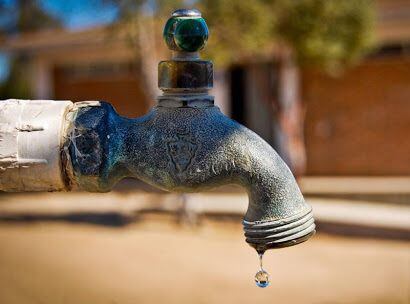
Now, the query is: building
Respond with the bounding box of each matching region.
[231,0,410,176]
[1,0,409,176]
[302,0,410,176]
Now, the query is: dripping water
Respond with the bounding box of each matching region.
[254,251,270,288]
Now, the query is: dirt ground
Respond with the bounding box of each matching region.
[0,215,408,304]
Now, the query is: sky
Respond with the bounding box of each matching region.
[40,0,119,30]
[0,0,120,81]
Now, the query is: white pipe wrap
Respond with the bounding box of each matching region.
[0,99,73,191]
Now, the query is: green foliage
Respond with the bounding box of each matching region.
[17,1,61,33]
[0,0,61,99]
[275,0,375,71]
[109,0,376,71]
[200,0,375,71]
[0,0,61,34]
[0,59,32,100]
[199,0,276,66]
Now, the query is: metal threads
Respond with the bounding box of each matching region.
[243,208,315,251]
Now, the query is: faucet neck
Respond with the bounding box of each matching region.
[157,58,213,106]
[157,92,214,108]
[157,57,214,108]
[157,9,213,109]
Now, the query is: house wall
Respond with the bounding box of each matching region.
[302,55,410,176]
[53,63,149,118]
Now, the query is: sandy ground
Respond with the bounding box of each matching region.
[0,215,408,304]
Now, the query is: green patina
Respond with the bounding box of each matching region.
[67,9,315,253]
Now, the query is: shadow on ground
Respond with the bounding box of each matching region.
[0,210,409,241]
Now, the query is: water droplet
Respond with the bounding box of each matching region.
[254,251,270,288]
[255,269,270,288]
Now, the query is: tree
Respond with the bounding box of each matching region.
[200,0,375,70]
[199,0,375,175]
[104,0,184,105]
[110,0,375,174]
[0,0,62,99]
[199,0,276,66]
[275,0,375,72]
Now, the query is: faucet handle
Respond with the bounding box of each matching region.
[163,9,209,53]
[158,8,212,96]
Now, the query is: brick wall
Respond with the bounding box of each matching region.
[302,56,410,176]
[53,64,149,118]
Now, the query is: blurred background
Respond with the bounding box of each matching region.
[0,0,409,303]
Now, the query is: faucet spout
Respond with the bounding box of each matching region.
[65,8,315,252]
[66,99,315,252]
[234,129,315,252]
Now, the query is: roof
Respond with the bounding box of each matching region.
[0,26,121,52]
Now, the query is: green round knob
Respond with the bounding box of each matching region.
[163,9,209,52]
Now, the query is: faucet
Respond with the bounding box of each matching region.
[0,9,315,253]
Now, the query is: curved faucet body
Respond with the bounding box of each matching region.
[68,99,315,252]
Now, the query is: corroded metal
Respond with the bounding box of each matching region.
[66,8,315,252]
[158,60,213,90]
